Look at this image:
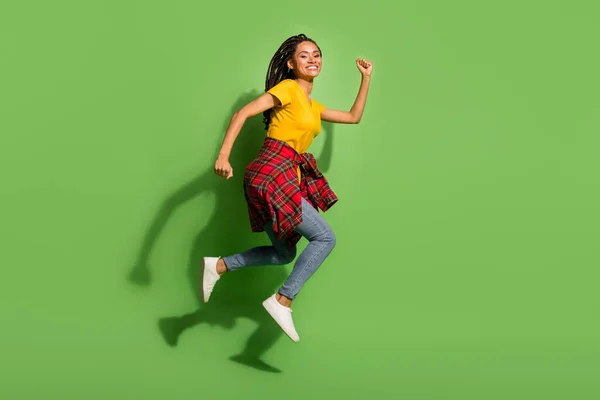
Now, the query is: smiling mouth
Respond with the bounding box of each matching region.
[307,66,318,70]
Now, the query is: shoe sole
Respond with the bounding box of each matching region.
[200,257,209,303]
[262,299,300,343]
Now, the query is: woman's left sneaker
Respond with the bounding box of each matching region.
[262,294,300,342]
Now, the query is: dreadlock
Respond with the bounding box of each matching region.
[262,34,322,130]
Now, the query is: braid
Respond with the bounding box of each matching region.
[262,34,321,130]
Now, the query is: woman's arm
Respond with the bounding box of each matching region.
[214,93,279,179]
[321,58,373,124]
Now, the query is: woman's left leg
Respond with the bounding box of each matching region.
[278,197,337,301]
[262,197,336,342]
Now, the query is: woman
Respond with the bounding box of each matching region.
[202,34,372,342]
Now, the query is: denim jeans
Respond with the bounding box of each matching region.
[222,197,336,300]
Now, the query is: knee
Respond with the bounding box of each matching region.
[329,231,337,249]
[277,246,297,265]
[321,227,336,250]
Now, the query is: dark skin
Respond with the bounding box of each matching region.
[214,41,373,307]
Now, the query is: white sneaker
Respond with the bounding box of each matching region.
[201,257,221,303]
[262,294,300,342]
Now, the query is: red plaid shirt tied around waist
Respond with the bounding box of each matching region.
[244,138,338,247]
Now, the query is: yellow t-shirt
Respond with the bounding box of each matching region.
[267,79,326,154]
[266,79,327,183]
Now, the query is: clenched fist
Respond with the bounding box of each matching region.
[356,58,373,77]
[214,156,233,179]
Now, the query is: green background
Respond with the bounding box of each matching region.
[1,0,599,398]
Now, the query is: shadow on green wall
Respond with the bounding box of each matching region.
[129,89,334,374]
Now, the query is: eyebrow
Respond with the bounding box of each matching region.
[298,50,321,54]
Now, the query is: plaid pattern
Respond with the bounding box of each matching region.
[243,137,338,247]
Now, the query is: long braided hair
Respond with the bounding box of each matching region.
[262,34,322,130]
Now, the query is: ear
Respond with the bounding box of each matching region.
[287,59,294,70]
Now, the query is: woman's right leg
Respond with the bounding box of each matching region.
[201,223,296,302]
[221,223,297,272]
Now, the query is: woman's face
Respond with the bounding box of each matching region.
[288,41,322,80]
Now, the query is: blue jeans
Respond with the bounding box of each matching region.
[222,197,336,300]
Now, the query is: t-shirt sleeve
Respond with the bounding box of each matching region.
[267,80,294,107]
[312,99,327,114]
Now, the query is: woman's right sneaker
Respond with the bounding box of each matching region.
[201,257,221,303]
[262,294,300,342]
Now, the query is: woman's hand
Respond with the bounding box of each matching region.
[214,156,233,179]
[356,58,373,77]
